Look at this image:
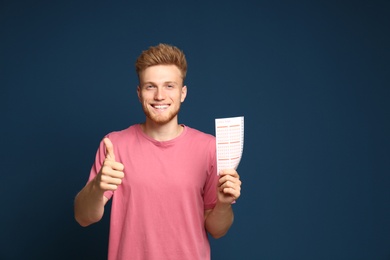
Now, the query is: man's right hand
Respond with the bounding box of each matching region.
[95,137,125,192]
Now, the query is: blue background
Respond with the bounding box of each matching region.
[1,0,389,259]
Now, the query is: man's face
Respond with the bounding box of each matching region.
[137,65,187,125]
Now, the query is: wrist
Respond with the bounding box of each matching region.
[213,201,232,212]
[91,178,106,196]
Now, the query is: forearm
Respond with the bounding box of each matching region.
[74,179,106,227]
[205,202,234,239]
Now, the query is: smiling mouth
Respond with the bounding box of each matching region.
[152,104,169,110]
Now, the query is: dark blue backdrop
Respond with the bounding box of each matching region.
[1,1,389,259]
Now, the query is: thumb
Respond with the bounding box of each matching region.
[103,137,115,161]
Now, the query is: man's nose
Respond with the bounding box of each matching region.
[154,87,165,100]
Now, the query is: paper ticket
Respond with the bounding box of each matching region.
[215,116,244,174]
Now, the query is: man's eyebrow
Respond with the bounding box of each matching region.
[141,81,178,86]
[141,81,155,85]
[164,81,179,85]
[140,81,158,87]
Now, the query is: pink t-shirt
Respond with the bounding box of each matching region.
[89,124,218,260]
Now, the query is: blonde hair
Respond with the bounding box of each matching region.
[135,43,187,81]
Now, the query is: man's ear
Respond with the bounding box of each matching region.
[181,85,187,103]
[137,86,141,102]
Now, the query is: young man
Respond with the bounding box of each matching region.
[74,44,242,260]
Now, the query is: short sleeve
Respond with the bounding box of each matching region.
[203,138,218,210]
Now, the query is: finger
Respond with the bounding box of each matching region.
[103,137,115,161]
[101,164,124,179]
[103,160,125,171]
[220,181,241,197]
[101,174,123,185]
[99,182,120,192]
[111,161,124,171]
[220,180,241,192]
[218,174,241,186]
[222,187,240,200]
[219,169,239,178]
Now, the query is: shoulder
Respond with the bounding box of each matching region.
[183,126,215,150]
[106,125,138,140]
[102,125,141,150]
[184,126,215,141]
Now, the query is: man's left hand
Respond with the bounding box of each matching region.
[217,169,241,204]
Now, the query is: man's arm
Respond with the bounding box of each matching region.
[74,180,109,227]
[74,138,124,227]
[204,169,241,239]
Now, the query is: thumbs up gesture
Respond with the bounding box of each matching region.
[96,138,125,192]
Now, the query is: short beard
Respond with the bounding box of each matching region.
[143,105,181,125]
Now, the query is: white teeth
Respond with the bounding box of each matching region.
[154,105,168,109]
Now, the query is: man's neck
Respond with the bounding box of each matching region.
[140,120,184,142]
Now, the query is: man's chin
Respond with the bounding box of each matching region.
[145,113,176,125]
[143,108,180,125]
